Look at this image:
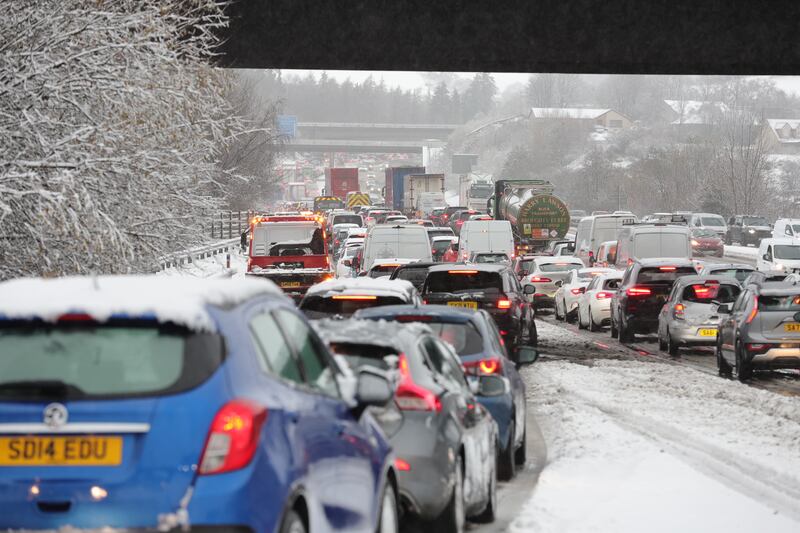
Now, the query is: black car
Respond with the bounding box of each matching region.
[390,262,438,291]
[441,206,467,227]
[313,318,499,531]
[610,258,697,342]
[726,215,772,247]
[420,263,537,357]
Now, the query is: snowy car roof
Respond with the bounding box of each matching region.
[0,275,286,332]
[534,256,584,265]
[312,318,430,350]
[304,277,417,298]
[432,235,458,242]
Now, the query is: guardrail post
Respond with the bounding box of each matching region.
[226,253,231,269]
[228,212,232,239]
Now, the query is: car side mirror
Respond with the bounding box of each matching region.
[473,375,509,396]
[355,368,393,408]
[763,254,771,261]
[523,284,536,295]
[554,280,563,287]
[343,259,352,267]
[517,347,539,365]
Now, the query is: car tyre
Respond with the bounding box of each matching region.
[735,340,753,382]
[577,308,587,329]
[497,421,516,481]
[528,320,538,347]
[717,337,732,378]
[471,457,496,524]
[667,330,679,356]
[588,308,598,332]
[554,301,564,321]
[515,427,527,465]
[610,312,619,339]
[618,319,633,343]
[280,509,306,533]
[377,480,399,533]
[433,455,465,533]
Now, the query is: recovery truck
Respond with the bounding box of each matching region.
[490,179,570,254]
[246,214,334,300]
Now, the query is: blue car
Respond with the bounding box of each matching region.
[354,305,528,480]
[0,276,399,533]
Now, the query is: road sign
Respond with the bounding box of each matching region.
[277,115,297,137]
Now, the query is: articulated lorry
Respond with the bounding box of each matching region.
[324,168,360,200]
[459,174,495,211]
[384,166,425,210]
[402,173,445,216]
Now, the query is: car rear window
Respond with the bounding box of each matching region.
[300,296,407,318]
[0,324,223,400]
[328,343,398,371]
[637,267,696,283]
[759,294,800,311]
[428,229,454,239]
[369,265,400,278]
[709,268,753,282]
[681,283,740,303]
[700,217,725,226]
[394,267,430,287]
[432,240,452,252]
[426,322,484,356]
[425,271,503,294]
[539,263,582,273]
[333,215,362,226]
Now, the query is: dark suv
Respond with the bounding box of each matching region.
[420,263,537,356]
[441,205,467,227]
[717,281,800,380]
[611,258,697,342]
[726,215,771,247]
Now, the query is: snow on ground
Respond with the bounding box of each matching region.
[512,359,800,532]
[159,248,247,279]
[724,244,759,261]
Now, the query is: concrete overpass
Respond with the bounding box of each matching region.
[281,122,459,154]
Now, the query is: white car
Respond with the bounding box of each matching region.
[577,272,623,331]
[554,267,615,322]
[523,256,585,309]
[336,245,362,278]
[366,258,417,279]
[298,277,421,319]
[383,215,408,224]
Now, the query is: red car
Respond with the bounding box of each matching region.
[442,239,460,262]
[691,228,724,258]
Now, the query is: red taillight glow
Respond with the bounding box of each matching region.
[746,296,759,324]
[395,458,411,471]
[464,358,503,376]
[595,291,614,299]
[530,276,551,283]
[659,266,677,271]
[332,295,378,300]
[497,299,512,309]
[627,287,652,296]
[673,303,685,319]
[449,270,478,274]
[396,354,441,412]
[57,313,94,322]
[199,400,267,475]
[570,288,584,295]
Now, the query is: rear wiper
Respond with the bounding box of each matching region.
[0,380,87,399]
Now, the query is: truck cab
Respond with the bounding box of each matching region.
[246,214,333,299]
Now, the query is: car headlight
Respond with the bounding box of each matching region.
[691,239,699,246]
[776,263,784,270]
[748,229,755,234]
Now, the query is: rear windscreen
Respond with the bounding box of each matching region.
[637,267,697,283]
[681,283,740,303]
[300,296,406,317]
[539,263,582,273]
[0,325,223,400]
[633,233,689,258]
[328,343,397,371]
[709,268,753,282]
[333,215,362,226]
[432,241,452,252]
[428,229,454,239]
[394,267,430,286]
[426,322,484,356]
[369,265,399,278]
[425,271,503,294]
[759,294,800,311]
[700,217,725,226]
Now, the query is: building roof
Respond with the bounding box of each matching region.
[664,100,728,125]
[529,107,613,120]
[766,119,800,143]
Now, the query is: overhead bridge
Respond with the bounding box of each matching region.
[279,122,459,154]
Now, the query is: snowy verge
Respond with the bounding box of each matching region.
[159,248,247,279]
[724,245,758,261]
[511,360,800,532]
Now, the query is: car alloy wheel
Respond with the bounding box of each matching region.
[434,454,465,533]
[497,420,516,481]
[280,510,306,533]
[378,481,399,533]
[735,340,753,382]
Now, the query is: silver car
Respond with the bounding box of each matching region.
[697,263,755,284]
[657,275,741,355]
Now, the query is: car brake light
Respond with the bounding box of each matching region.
[746,296,758,323]
[745,343,773,354]
[199,400,267,475]
[626,286,652,296]
[395,315,433,322]
[395,458,411,471]
[531,276,551,283]
[570,288,585,295]
[595,291,614,299]
[497,299,512,309]
[659,266,677,271]
[57,313,94,322]
[464,357,503,376]
[449,270,478,274]
[396,354,441,412]
[332,295,378,300]
[673,303,685,319]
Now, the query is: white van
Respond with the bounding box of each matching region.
[757,238,800,272]
[689,212,727,236]
[772,218,800,241]
[457,220,514,261]
[614,224,692,268]
[362,225,432,271]
[575,213,639,264]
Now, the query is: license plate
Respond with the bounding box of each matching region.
[697,328,717,337]
[280,281,301,288]
[448,301,478,309]
[784,323,800,332]
[0,436,122,466]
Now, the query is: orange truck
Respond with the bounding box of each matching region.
[246,214,333,299]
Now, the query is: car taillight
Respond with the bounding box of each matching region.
[464,357,503,376]
[746,296,759,324]
[530,276,551,283]
[497,299,512,309]
[659,266,676,271]
[745,343,773,354]
[395,458,411,471]
[570,288,585,295]
[396,354,441,412]
[673,303,685,319]
[626,286,652,296]
[595,291,614,300]
[199,400,267,475]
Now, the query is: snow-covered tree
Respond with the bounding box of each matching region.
[0,0,260,279]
